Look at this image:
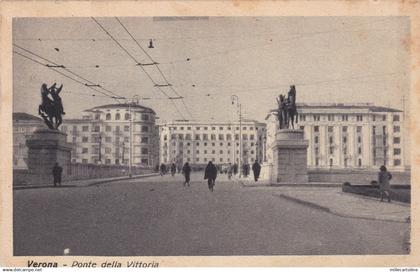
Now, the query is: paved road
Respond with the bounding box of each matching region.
[13,173,409,256]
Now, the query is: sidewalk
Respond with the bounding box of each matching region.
[13,173,159,190]
[237,175,342,187]
[262,187,410,223]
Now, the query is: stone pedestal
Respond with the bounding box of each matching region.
[25,129,72,185]
[270,129,309,183]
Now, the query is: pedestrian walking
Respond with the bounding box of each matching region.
[52,162,63,187]
[378,165,392,202]
[204,161,218,192]
[182,162,192,187]
[160,163,166,176]
[252,160,261,182]
[227,162,233,180]
[171,163,177,177]
[233,163,238,175]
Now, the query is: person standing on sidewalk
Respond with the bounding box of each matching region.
[204,161,217,192]
[182,162,192,187]
[378,165,392,202]
[52,162,63,187]
[252,160,261,182]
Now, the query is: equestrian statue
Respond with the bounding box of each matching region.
[275,85,299,130]
[38,83,65,130]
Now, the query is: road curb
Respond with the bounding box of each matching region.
[276,194,331,212]
[239,180,342,188]
[275,193,409,223]
[13,173,160,190]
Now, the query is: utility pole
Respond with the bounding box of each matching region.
[98,134,102,163]
[231,95,242,178]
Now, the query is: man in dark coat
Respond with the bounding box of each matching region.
[160,163,166,175]
[170,163,177,177]
[252,161,261,182]
[52,162,63,186]
[182,162,192,187]
[204,161,217,192]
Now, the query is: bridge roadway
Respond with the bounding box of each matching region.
[13,172,409,256]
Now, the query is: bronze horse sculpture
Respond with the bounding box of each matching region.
[38,83,65,130]
[275,85,298,130]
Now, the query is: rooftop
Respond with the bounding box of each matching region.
[13,112,43,122]
[296,103,402,112]
[88,103,156,114]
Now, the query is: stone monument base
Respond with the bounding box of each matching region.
[25,129,72,186]
[271,129,309,183]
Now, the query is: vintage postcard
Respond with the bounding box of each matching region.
[1,0,420,268]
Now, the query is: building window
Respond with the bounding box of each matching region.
[141,148,148,155]
[212,150,216,154]
[357,136,362,143]
[82,148,88,154]
[358,158,362,167]
[124,125,129,132]
[115,113,121,120]
[141,137,149,143]
[124,137,129,142]
[327,115,334,121]
[212,127,216,130]
[300,126,304,130]
[180,127,184,130]
[82,136,89,143]
[106,126,111,132]
[342,115,348,121]
[329,136,333,144]
[82,159,88,164]
[105,147,111,154]
[219,134,224,140]
[141,158,149,164]
[220,143,223,146]
[82,126,89,132]
[196,142,200,146]
[394,148,401,155]
[211,134,216,140]
[242,134,248,140]
[343,136,347,143]
[313,115,320,121]
[299,114,306,122]
[329,147,334,155]
[204,127,208,130]
[314,126,319,133]
[141,126,149,133]
[195,135,200,140]
[220,150,223,154]
[211,143,215,146]
[315,158,319,166]
[106,113,111,120]
[358,147,362,154]
[250,134,255,140]
[204,143,208,146]
[105,137,111,143]
[393,137,401,144]
[356,115,363,122]
[125,113,130,120]
[383,115,387,121]
[203,134,208,140]
[226,134,232,140]
[329,158,333,167]
[235,134,239,140]
[204,150,207,154]
[141,114,149,121]
[328,126,333,133]
[314,136,319,144]
[393,115,400,122]
[394,159,401,166]
[393,126,400,133]
[315,147,319,154]
[343,147,347,155]
[356,126,362,133]
[196,150,199,154]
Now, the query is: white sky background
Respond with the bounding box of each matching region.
[12,16,410,123]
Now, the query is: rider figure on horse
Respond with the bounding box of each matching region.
[39,83,65,130]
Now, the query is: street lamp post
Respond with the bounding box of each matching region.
[231,95,242,178]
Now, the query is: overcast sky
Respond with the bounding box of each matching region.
[12,16,410,123]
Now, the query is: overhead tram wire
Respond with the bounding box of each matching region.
[13,43,124,101]
[91,17,187,120]
[13,50,120,101]
[115,17,193,120]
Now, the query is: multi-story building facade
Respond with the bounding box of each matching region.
[158,120,267,168]
[13,112,46,169]
[60,103,159,167]
[266,103,407,170]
